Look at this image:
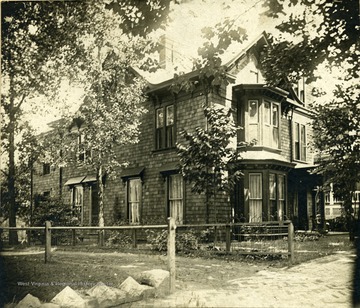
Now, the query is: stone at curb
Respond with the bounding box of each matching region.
[16,294,41,308]
[86,282,127,307]
[139,269,170,297]
[51,286,96,308]
[119,276,155,301]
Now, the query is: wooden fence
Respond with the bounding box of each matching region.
[0,220,294,294]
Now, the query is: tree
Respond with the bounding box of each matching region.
[312,83,360,222]
[177,105,244,223]
[261,0,359,84]
[1,0,170,244]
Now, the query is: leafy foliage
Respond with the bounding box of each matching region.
[261,0,359,85]
[1,0,170,236]
[311,83,360,217]
[146,228,212,252]
[31,195,77,227]
[177,105,243,197]
[30,195,79,244]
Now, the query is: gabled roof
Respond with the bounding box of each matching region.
[143,31,307,109]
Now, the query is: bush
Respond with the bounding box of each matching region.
[294,231,321,242]
[146,228,212,252]
[105,220,133,247]
[31,195,79,244]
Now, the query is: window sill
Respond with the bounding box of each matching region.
[152,147,177,154]
[238,145,282,154]
[292,159,308,164]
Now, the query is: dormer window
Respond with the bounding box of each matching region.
[42,163,51,175]
[77,133,91,162]
[294,78,305,102]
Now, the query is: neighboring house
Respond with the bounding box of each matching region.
[32,32,320,230]
[324,183,360,220]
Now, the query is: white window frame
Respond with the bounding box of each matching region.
[247,99,280,149]
[127,178,142,224]
[294,122,307,161]
[249,173,263,222]
[155,104,175,150]
[71,185,84,225]
[168,174,184,225]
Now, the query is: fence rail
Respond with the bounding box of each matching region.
[0,221,295,265]
[0,220,294,293]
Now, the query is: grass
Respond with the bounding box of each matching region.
[0,232,355,306]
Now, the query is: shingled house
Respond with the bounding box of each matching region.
[33,33,319,231]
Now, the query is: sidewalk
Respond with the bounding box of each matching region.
[129,251,355,308]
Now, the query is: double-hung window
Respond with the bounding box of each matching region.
[263,101,279,148]
[77,133,91,162]
[127,178,141,224]
[155,105,175,149]
[249,173,262,222]
[294,122,306,161]
[71,185,84,224]
[246,99,280,149]
[43,163,51,175]
[248,100,259,142]
[168,174,184,224]
[269,173,286,221]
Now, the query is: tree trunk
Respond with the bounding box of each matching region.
[8,86,18,245]
[97,165,104,228]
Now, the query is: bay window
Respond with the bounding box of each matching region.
[249,173,263,222]
[245,99,280,149]
[269,173,286,221]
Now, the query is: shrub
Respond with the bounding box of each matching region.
[146,228,212,252]
[294,231,321,242]
[105,220,133,247]
[31,195,79,244]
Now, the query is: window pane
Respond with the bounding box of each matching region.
[249,100,258,123]
[166,105,174,126]
[169,174,183,224]
[272,104,279,127]
[264,101,271,125]
[272,126,279,148]
[156,108,164,128]
[129,179,141,223]
[301,124,306,160]
[294,123,300,160]
[249,174,262,199]
[269,174,276,199]
[278,175,285,200]
[249,173,262,222]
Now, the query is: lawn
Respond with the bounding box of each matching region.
[0,232,354,306]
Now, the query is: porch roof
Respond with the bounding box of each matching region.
[120,166,145,180]
[64,176,86,186]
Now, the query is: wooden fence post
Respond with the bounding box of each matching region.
[132,229,137,248]
[167,217,176,294]
[45,221,51,263]
[288,222,295,265]
[71,229,76,246]
[226,224,231,252]
[99,229,104,247]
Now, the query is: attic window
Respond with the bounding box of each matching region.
[43,163,51,175]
